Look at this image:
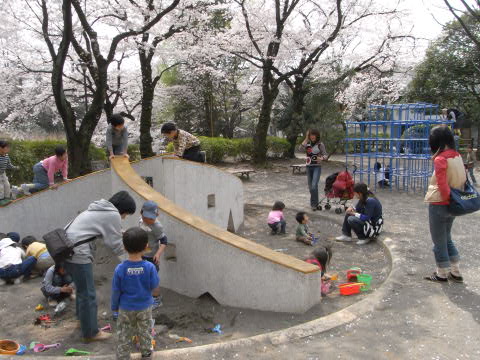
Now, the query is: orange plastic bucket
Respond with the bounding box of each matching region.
[0,339,20,355]
[339,282,363,296]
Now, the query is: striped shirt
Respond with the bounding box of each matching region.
[0,154,15,173]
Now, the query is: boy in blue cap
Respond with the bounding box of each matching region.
[139,200,167,306]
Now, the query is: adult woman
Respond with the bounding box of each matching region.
[301,129,327,210]
[335,183,383,245]
[424,126,466,283]
[65,191,136,342]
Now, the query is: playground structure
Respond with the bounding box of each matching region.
[0,156,321,313]
[345,103,454,193]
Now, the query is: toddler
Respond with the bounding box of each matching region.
[106,113,129,160]
[0,236,37,285]
[41,263,74,307]
[20,236,54,274]
[0,141,18,201]
[267,201,286,235]
[295,212,314,245]
[111,227,159,360]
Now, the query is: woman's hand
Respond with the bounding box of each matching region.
[302,130,310,146]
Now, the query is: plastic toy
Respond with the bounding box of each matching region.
[33,343,61,353]
[65,348,91,356]
[347,267,362,282]
[100,324,112,332]
[168,334,193,343]
[212,324,223,335]
[0,340,20,355]
[35,304,44,311]
[339,282,364,295]
[16,344,27,355]
[357,274,372,291]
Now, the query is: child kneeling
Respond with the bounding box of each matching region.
[41,263,74,307]
[111,227,159,360]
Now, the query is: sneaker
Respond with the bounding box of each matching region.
[21,184,31,195]
[48,298,58,308]
[11,186,20,200]
[270,230,278,235]
[448,272,464,283]
[83,331,112,343]
[356,239,371,245]
[311,207,317,212]
[13,276,24,285]
[153,296,163,309]
[424,273,448,283]
[335,235,352,242]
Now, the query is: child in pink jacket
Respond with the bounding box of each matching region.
[267,201,286,235]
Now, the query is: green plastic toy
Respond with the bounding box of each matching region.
[65,348,92,356]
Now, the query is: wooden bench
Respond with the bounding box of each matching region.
[228,169,256,179]
[291,164,307,174]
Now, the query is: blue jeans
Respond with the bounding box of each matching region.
[0,256,37,279]
[307,166,322,207]
[269,220,286,234]
[65,262,98,338]
[342,215,367,239]
[428,204,459,268]
[468,168,477,184]
[32,162,49,193]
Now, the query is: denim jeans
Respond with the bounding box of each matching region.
[307,166,322,208]
[342,214,367,239]
[32,162,49,193]
[428,204,459,268]
[0,256,37,279]
[468,168,477,184]
[268,220,286,234]
[65,262,99,338]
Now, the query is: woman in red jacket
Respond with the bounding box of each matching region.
[424,126,466,283]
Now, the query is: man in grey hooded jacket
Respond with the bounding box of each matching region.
[65,191,136,342]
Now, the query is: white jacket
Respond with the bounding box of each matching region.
[0,238,25,269]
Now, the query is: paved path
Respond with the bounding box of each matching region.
[209,158,480,360]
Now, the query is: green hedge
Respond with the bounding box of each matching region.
[6,140,107,185]
[165,136,290,163]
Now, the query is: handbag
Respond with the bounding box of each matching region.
[43,215,96,264]
[448,180,480,216]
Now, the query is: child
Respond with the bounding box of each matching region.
[295,212,314,245]
[0,140,18,201]
[111,227,159,360]
[161,122,206,163]
[305,246,333,279]
[41,263,74,307]
[374,162,389,188]
[0,236,37,285]
[20,146,68,195]
[20,236,54,273]
[267,201,286,235]
[139,200,167,305]
[465,145,477,186]
[106,113,129,160]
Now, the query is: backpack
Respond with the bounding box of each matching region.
[43,215,96,264]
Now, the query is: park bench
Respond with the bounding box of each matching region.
[291,164,307,174]
[228,169,256,179]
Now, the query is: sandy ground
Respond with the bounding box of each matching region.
[0,157,390,357]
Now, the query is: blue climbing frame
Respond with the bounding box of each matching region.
[345,103,453,193]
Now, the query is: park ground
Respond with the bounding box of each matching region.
[1,156,480,359]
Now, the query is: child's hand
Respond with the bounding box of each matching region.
[153,252,161,264]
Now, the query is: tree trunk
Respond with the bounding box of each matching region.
[66,132,92,175]
[139,53,155,158]
[285,77,307,158]
[253,69,278,164]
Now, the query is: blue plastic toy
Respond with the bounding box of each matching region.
[212,324,223,335]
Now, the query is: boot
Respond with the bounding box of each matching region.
[21,184,35,195]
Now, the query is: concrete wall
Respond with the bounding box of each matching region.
[0,156,321,314]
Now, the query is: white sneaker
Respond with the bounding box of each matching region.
[336,235,353,242]
[11,186,20,199]
[13,276,24,285]
[356,239,371,245]
[21,184,31,195]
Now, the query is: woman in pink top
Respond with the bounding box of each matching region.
[267,201,286,235]
[424,126,466,283]
[20,146,69,195]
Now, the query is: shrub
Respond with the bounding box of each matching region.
[127,144,141,162]
[7,140,106,185]
[266,137,290,158]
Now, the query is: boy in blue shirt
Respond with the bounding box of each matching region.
[111,227,159,360]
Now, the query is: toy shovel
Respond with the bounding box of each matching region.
[100,324,112,332]
[33,343,60,352]
[65,348,91,356]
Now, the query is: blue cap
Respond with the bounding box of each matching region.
[142,200,158,219]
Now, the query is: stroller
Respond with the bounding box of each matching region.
[317,166,356,214]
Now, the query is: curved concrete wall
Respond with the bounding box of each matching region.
[0,156,321,313]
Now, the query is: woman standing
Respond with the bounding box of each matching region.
[301,129,327,211]
[424,126,466,283]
